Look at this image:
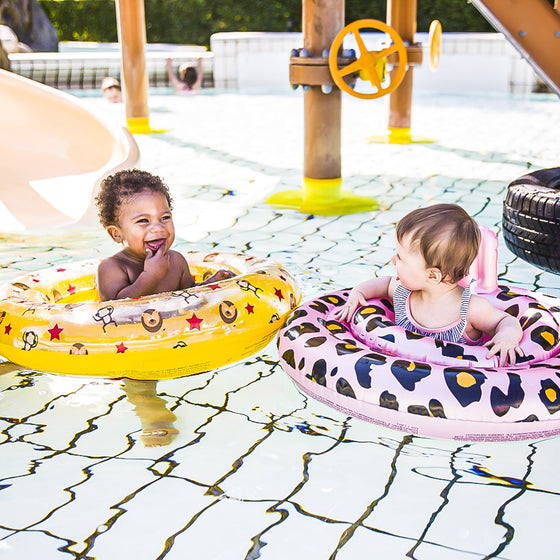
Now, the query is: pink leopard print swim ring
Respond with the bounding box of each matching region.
[277,285,560,442]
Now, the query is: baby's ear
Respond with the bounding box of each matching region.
[427,267,443,284]
[107,225,122,243]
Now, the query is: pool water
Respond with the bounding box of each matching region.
[1,89,560,559]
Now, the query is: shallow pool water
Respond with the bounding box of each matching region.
[1,88,560,559]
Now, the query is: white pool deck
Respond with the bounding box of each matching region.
[1,86,560,560]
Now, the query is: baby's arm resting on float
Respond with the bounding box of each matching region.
[469,296,524,366]
[199,269,235,285]
[178,252,234,290]
[333,276,393,322]
[484,314,524,366]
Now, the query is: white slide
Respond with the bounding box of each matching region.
[0,69,139,231]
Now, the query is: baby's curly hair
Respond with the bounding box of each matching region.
[95,169,173,228]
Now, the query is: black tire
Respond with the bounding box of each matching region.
[502,167,560,275]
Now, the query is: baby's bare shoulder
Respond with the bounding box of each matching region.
[469,293,494,309]
[98,254,121,271]
[168,249,187,258]
[168,250,189,266]
[99,252,132,273]
[467,294,505,327]
[97,253,134,301]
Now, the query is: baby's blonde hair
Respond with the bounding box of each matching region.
[396,203,480,283]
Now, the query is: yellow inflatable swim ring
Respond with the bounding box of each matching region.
[0,251,301,379]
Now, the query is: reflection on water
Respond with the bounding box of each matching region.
[2,350,559,559]
[123,380,179,447]
[1,90,560,559]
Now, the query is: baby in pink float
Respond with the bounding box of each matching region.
[334,203,523,366]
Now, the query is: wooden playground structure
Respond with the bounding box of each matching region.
[117,0,560,215]
[267,0,441,214]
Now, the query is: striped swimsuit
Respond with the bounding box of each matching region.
[393,282,481,344]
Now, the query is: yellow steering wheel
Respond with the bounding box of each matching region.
[428,20,442,71]
[328,19,407,100]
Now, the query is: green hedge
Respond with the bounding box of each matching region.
[38,0,494,46]
[39,1,119,42]
[346,0,493,33]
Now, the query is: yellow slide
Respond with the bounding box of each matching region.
[0,69,139,231]
[470,0,560,97]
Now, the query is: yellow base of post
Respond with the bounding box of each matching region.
[266,177,378,216]
[367,127,435,145]
[126,117,168,135]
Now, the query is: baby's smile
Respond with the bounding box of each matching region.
[146,239,166,253]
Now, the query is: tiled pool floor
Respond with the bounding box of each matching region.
[1,88,559,559]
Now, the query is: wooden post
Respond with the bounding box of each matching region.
[302,0,343,185]
[115,0,151,133]
[266,0,378,215]
[387,0,416,141]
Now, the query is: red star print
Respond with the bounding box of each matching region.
[187,313,203,330]
[274,288,284,301]
[208,284,221,291]
[245,304,254,314]
[48,324,63,340]
[67,284,76,295]
[4,324,12,335]
[116,342,127,353]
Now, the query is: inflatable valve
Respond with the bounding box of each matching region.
[473,226,499,293]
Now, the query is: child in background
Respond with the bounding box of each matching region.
[166,57,203,92]
[95,169,233,301]
[333,203,523,366]
[101,77,122,103]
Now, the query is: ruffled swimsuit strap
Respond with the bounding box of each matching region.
[459,282,471,320]
[392,282,410,326]
[458,282,483,344]
[394,282,472,343]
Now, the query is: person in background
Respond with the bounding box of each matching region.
[166,57,203,92]
[101,76,122,103]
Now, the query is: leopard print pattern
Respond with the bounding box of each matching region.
[277,288,560,440]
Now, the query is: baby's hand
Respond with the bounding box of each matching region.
[484,319,524,367]
[144,244,170,281]
[205,269,235,283]
[332,288,368,323]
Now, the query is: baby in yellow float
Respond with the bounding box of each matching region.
[95,169,234,446]
[95,169,233,301]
